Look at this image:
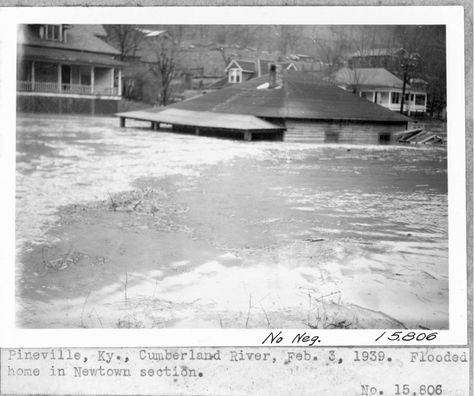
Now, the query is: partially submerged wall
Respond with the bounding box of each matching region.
[285,119,407,144]
[17,95,119,115]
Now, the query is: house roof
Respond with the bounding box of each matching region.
[349,48,406,58]
[332,67,411,90]
[18,24,120,55]
[80,25,108,37]
[206,76,229,89]
[136,28,168,38]
[226,59,257,73]
[115,108,285,131]
[19,45,124,67]
[225,59,298,75]
[137,71,410,123]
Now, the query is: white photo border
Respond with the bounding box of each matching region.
[0,5,467,347]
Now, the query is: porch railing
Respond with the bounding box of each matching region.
[17,81,120,96]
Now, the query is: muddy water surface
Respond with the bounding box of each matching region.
[16,114,448,329]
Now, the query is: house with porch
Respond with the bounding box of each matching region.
[332,67,427,116]
[17,24,123,114]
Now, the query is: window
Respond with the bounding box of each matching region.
[17,61,32,81]
[410,94,414,101]
[415,94,425,105]
[324,131,339,143]
[405,93,410,101]
[391,92,400,104]
[228,68,242,84]
[44,25,61,41]
[379,133,391,143]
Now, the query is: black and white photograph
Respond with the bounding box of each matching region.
[14,21,451,330]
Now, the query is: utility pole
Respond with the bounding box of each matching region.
[400,62,409,114]
[399,52,421,114]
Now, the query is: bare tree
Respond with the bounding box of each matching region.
[213,26,231,64]
[105,25,143,61]
[273,25,299,57]
[148,34,177,106]
[312,26,350,76]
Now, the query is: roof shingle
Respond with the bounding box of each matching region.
[19,24,120,56]
[332,67,410,90]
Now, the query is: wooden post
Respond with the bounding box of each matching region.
[31,61,35,91]
[111,68,115,95]
[120,117,126,128]
[118,69,122,97]
[58,64,62,92]
[154,122,160,131]
[195,127,200,136]
[244,131,252,141]
[91,66,95,94]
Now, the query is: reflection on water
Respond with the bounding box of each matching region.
[16,114,448,329]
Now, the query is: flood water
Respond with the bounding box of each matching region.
[16,114,448,329]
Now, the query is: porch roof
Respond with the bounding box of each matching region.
[20,46,123,67]
[115,108,285,132]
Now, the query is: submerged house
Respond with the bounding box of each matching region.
[117,69,411,144]
[332,67,427,115]
[17,24,123,114]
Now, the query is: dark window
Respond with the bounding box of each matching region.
[391,92,400,104]
[80,68,91,85]
[324,131,339,143]
[410,94,414,101]
[17,61,32,81]
[44,25,61,41]
[379,132,391,143]
[415,94,425,105]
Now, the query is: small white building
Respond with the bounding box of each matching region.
[332,67,427,115]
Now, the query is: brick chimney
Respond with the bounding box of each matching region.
[269,63,282,89]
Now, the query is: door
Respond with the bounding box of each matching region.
[61,65,71,92]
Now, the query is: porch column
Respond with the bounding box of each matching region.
[407,92,411,116]
[118,69,122,97]
[31,61,35,90]
[371,91,375,103]
[110,68,114,95]
[58,64,62,92]
[91,66,95,94]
